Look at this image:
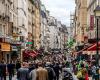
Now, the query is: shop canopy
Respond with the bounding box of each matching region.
[86,42,100,51]
[75,47,88,54]
[23,49,38,58]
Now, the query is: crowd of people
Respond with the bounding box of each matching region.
[0,53,72,80]
[72,60,100,80]
[0,53,100,80]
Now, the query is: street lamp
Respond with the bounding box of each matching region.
[94,5,100,80]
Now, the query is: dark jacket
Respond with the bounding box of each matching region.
[46,67,55,80]
[7,63,15,74]
[17,67,29,80]
[16,62,21,70]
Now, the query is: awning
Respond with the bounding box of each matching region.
[87,42,100,51]
[23,49,38,58]
[29,52,36,58]
[75,47,88,54]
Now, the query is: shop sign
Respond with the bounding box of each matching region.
[90,15,94,30]
[0,43,10,51]
[12,46,18,51]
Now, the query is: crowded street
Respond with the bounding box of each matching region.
[0,52,99,80]
[0,0,100,80]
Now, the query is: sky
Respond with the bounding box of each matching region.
[41,0,75,26]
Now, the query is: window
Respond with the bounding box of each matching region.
[0,24,2,35]
[2,25,6,35]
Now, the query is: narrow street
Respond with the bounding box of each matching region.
[0,0,100,80]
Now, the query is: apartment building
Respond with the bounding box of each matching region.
[87,0,100,43]
[75,0,88,45]
[0,0,18,62]
[34,0,41,49]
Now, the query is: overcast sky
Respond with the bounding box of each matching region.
[41,0,75,26]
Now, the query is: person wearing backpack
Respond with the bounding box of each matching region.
[45,62,55,80]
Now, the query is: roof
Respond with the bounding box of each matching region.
[94,5,100,11]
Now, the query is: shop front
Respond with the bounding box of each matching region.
[11,44,19,62]
[0,42,11,63]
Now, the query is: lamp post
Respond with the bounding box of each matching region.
[94,6,100,66]
[94,5,100,80]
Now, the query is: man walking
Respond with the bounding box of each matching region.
[29,64,37,80]
[45,62,55,80]
[0,60,6,80]
[17,62,29,80]
[7,61,15,80]
[36,61,48,80]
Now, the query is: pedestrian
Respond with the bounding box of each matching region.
[53,62,60,80]
[29,64,37,80]
[45,62,55,80]
[7,61,15,80]
[17,62,29,80]
[0,60,6,80]
[0,62,2,80]
[29,62,35,73]
[76,63,85,80]
[16,60,21,72]
[84,69,89,80]
[91,63,97,80]
[76,69,83,80]
[36,61,48,80]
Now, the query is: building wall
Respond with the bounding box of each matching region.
[75,0,87,45]
[40,4,49,51]
[0,0,18,62]
[18,0,28,39]
[87,0,100,40]
[49,25,57,49]
[10,0,18,35]
[34,0,41,49]
[27,0,35,49]
[0,0,11,37]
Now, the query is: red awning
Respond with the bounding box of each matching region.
[29,52,36,58]
[87,42,100,51]
[23,49,38,58]
[75,47,88,54]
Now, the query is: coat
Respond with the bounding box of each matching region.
[29,69,37,80]
[7,63,15,75]
[17,67,29,80]
[46,67,55,80]
[36,67,48,80]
